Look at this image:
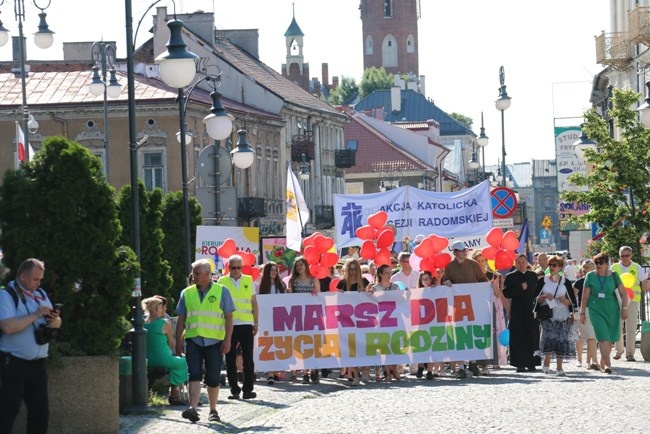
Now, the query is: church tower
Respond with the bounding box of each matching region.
[281,5,310,91]
[360,0,420,76]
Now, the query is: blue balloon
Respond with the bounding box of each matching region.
[498,329,510,346]
[395,281,407,291]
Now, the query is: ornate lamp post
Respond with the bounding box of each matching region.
[495,66,511,187]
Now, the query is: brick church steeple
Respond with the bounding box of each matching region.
[281,5,310,91]
[360,0,420,76]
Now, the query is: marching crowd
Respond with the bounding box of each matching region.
[133,242,648,424]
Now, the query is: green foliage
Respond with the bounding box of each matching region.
[449,112,473,130]
[160,191,202,305]
[359,67,393,99]
[329,76,359,105]
[116,182,174,305]
[562,88,650,261]
[0,136,139,355]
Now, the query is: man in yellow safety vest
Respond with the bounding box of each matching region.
[219,254,259,400]
[176,259,235,423]
[610,246,649,362]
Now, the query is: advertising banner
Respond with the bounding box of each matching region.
[333,181,493,248]
[255,284,493,371]
[195,226,260,270]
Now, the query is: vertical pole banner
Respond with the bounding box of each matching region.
[255,284,493,371]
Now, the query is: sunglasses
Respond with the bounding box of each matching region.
[594,260,605,265]
[230,266,242,270]
[548,264,559,267]
[348,267,357,271]
[620,255,631,258]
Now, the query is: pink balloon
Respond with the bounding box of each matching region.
[502,230,519,251]
[409,253,423,271]
[429,235,449,253]
[485,227,504,248]
[367,211,388,229]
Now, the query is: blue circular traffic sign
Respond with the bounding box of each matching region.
[490,187,518,218]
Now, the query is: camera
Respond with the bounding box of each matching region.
[34,325,55,345]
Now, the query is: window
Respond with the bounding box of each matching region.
[346,140,358,151]
[365,36,373,55]
[384,0,392,17]
[143,152,164,191]
[543,196,552,208]
[406,35,415,53]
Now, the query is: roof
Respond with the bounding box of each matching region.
[532,159,557,177]
[284,17,304,37]
[484,162,532,188]
[344,112,435,174]
[355,89,474,136]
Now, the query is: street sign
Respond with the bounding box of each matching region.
[540,228,550,245]
[541,215,553,227]
[493,218,514,228]
[490,187,518,219]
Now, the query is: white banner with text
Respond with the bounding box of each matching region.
[254,284,493,371]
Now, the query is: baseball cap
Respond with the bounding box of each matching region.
[451,240,467,251]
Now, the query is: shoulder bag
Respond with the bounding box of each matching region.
[533,279,561,321]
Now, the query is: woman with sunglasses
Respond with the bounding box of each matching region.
[534,255,577,376]
[580,253,629,374]
[572,260,598,370]
[336,258,370,385]
[287,256,320,383]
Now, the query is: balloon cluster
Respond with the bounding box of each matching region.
[302,232,339,280]
[410,234,452,273]
[482,228,518,271]
[216,238,260,280]
[357,211,395,266]
[620,273,636,299]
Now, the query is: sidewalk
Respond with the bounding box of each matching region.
[119,350,650,433]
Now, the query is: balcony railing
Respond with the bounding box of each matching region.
[629,6,650,47]
[238,197,266,219]
[335,149,355,168]
[314,205,334,229]
[595,31,633,71]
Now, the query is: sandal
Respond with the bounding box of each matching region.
[290,375,298,382]
[613,352,623,360]
[208,410,221,422]
[168,395,187,406]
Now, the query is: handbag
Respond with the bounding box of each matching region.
[533,279,561,321]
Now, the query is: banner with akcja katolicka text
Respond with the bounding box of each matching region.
[254,284,493,371]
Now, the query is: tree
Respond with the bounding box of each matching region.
[329,76,359,105]
[116,181,174,304]
[0,136,139,355]
[359,66,393,99]
[160,191,203,303]
[562,88,650,261]
[449,112,473,130]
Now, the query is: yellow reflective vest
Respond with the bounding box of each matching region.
[611,262,642,303]
[218,275,254,325]
[183,283,226,340]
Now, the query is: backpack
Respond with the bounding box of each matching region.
[0,285,48,337]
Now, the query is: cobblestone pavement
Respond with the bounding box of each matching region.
[119,349,649,433]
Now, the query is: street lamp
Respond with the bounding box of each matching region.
[0,0,55,164]
[476,112,489,181]
[495,66,511,187]
[573,123,597,160]
[88,41,122,182]
[231,128,255,170]
[299,152,310,180]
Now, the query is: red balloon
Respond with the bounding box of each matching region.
[626,287,634,299]
[429,235,449,253]
[239,251,257,267]
[355,225,376,241]
[420,257,436,273]
[303,245,321,264]
[495,249,513,270]
[309,263,322,278]
[376,228,395,249]
[320,252,339,268]
[434,253,452,269]
[217,238,237,258]
[505,250,517,262]
[303,232,322,248]
[359,240,377,260]
[414,238,435,258]
[485,227,504,249]
[374,248,392,266]
[367,211,388,229]
[502,230,519,251]
[241,264,253,276]
[329,277,341,292]
[482,246,498,260]
[315,235,335,253]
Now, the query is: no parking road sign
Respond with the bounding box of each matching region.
[490,187,518,219]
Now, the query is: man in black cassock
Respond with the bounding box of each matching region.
[503,254,540,372]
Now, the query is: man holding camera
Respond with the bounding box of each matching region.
[0,258,61,434]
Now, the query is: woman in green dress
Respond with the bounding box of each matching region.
[580,253,629,374]
[143,296,189,404]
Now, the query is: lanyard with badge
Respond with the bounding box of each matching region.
[595,274,610,299]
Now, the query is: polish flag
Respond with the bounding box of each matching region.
[16,122,35,166]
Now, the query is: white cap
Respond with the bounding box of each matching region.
[451,240,467,251]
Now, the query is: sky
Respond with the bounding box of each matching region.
[0,0,611,166]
